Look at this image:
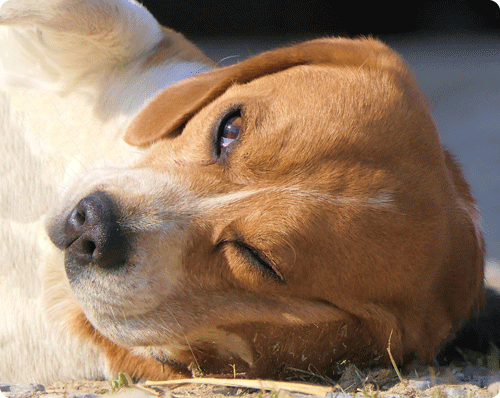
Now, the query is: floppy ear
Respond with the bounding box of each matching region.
[125,37,403,146]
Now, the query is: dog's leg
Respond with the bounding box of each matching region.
[0,0,162,89]
[0,0,213,118]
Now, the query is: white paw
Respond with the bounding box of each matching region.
[0,0,162,92]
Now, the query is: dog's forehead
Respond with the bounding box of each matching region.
[217,65,414,178]
[236,64,407,139]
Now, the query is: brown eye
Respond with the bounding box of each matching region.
[217,111,242,157]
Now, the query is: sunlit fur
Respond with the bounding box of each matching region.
[48,38,484,379]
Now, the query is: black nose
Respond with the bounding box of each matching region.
[59,191,129,270]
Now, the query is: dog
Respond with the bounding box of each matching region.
[0,0,486,384]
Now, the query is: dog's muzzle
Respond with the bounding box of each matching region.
[48,191,130,279]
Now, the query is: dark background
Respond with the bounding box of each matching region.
[140,0,500,38]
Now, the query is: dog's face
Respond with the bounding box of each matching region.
[47,38,484,379]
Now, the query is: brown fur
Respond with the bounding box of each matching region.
[51,37,484,380]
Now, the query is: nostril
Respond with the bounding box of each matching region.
[73,208,86,227]
[81,239,96,256]
[67,236,97,260]
[60,191,129,270]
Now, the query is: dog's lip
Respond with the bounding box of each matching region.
[46,219,68,250]
[47,210,85,252]
[151,352,189,371]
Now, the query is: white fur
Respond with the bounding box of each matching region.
[0,0,211,383]
[197,187,396,212]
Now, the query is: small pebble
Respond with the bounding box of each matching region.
[488,381,500,396]
[0,385,10,392]
[410,380,432,390]
[2,384,35,397]
[30,384,46,393]
[41,395,66,398]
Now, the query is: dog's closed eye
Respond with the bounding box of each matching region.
[219,239,285,283]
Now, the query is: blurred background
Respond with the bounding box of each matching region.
[140,0,499,37]
[142,0,500,264]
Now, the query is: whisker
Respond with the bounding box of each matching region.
[215,54,241,67]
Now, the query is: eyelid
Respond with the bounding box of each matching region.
[228,240,285,283]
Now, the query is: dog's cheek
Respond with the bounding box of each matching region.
[67,309,191,381]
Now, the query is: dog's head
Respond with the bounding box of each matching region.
[46,37,484,379]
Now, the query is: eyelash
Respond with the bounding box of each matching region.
[231,240,285,283]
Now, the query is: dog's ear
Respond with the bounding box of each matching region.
[125,37,405,146]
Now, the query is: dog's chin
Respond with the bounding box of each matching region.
[72,295,176,350]
[63,254,172,343]
[87,310,172,348]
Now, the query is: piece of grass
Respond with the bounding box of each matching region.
[283,365,336,385]
[387,330,404,384]
[145,377,336,396]
[455,342,500,371]
[487,343,500,371]
[109,372,133,392]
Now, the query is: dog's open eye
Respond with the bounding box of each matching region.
[216,110,242,158]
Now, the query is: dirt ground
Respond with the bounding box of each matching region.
[3,364,499,398]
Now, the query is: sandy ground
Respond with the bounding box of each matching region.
[2,364,500,397]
